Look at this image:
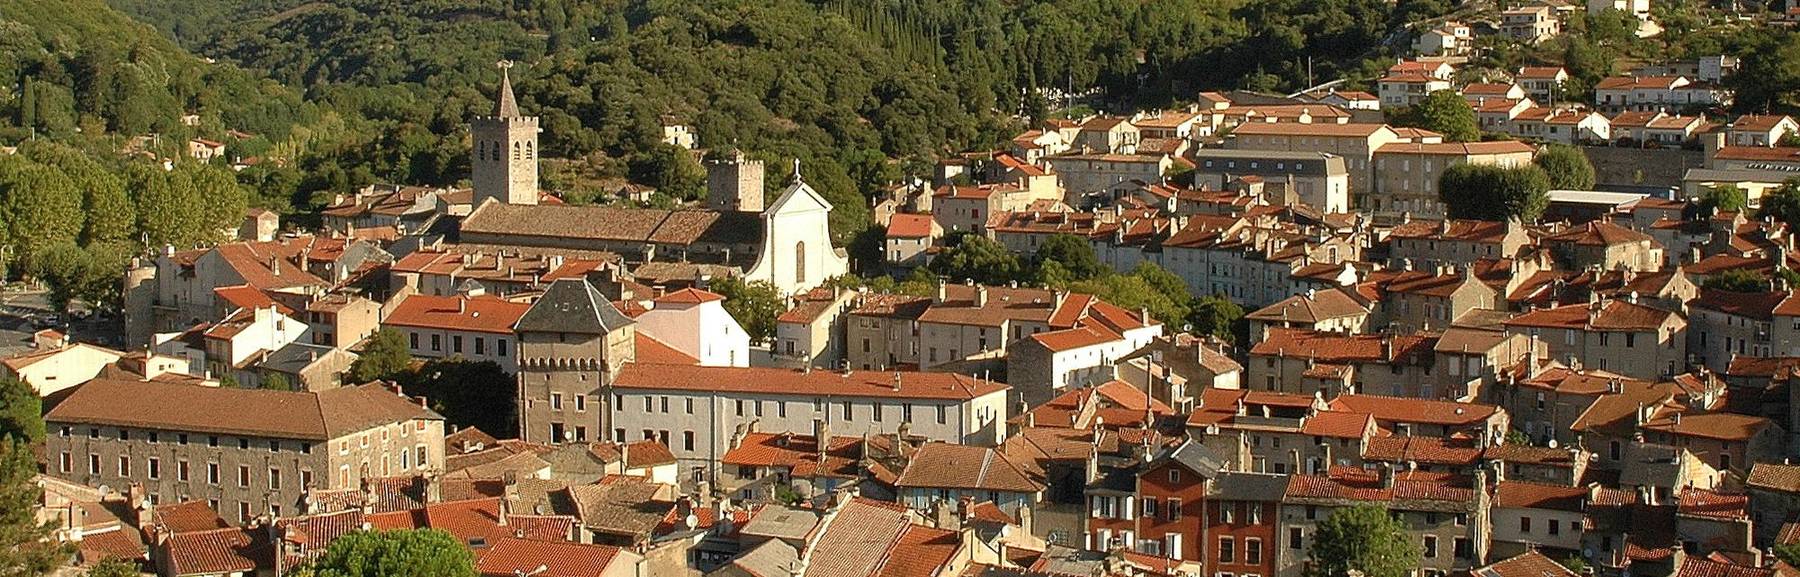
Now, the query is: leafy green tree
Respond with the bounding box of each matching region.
[1034,234,1106,283]
[1070,274,1189,327]
[1701,184,1749,214]
[312,529,475,577]
[0,377,43,444]
[930,233,1023,286]
[1704,269,1771,293]
[1759,178,1800,228]
[30,242,102,313]
[349,329,413,383]
[84,558,140,577]
[397,360,517,438]
[1305,504,1421,577]
[181,163,251,242]
[261,372,293,391]
[18,142,135,245]
[1439,164,1551,222]
[0,157,84,263]
[1777,542,1800,568]
[631,144,706,201]
[713,277,785,343]
[1391,90,1480,142]
[1186,294,1246,345]
[126,163,205,248]
[0,372,63,577]
[1534,145,1595,190]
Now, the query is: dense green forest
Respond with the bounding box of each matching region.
[95,0,1446,239]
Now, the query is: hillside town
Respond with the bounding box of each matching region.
[21,1,1800,577]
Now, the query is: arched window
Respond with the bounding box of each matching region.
[794,241,807,285]
[477,141,487,161]
[513,141,522,160]
[525,141,535,160]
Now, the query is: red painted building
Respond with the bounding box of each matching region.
[1085,439,1226,561]
[1206,471,1286,577]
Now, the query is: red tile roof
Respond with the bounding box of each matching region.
[474,537,625,577]
[632,334,698,365]
[653,288,724,305]
[163,527,269,576]
[1675,557,1776,577]
[888,214,936,238]
[1494,480,1587,511]
[1503,299,1678,332]
[1301,411,1374,438]
[1477,550,1578,577]
[384,294,531,335]
[1327,394,1500,427]
[896,443,1044,493]
[1678,488,1749,520]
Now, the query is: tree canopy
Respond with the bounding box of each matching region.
[713,277,785,343]
[1305,504,1421,577]
[1390,90,1480,142]
[311,529,476,577]
[1534,145,1595,191]
[398,359,518,438]
[1439,163,1551,222]
[349,329,413,383]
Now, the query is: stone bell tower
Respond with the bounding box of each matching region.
[472,60,540,206]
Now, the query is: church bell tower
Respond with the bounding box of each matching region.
[472,61,540,206]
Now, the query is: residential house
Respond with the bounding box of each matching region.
[155,305,310,387]
[1046,153,1174,204]
[1414,22,1473,56]
[302,293,381,350]
[1388,218,1531,268]
[770,288,854,370]
[1540,220,1664,272]
[843,293,932,371]
[1516,67,1572,103]
[885,213,939,268]
[188,139,226,162]
[1490,481,1589,557]
[1370,141,1538,220]
[633,288,750,367]
[1503,299,1688,379]
[1277,467,1491,577]
[609,363,1010,483]
[896,442,1044,519]
[1073,116,1142,154]
[1189,150,1351,213]
[1500,6,1561,43]
[1726,115,1799,147]
[381,292,529,372]
[0,339,128,397]
[1246,288,1373,339]
[1226,123,1408,195]
[1378,72,1454,108]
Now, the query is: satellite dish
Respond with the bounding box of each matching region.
[684,514,700,529]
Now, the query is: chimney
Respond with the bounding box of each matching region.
[813,420,831,456]
[935,281,947,303]
[1379,462,1395,489]
[975,286,989,307]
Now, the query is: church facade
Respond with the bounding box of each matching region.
[459,66,845,296]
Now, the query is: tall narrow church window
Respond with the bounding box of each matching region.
[513,141,522,160]
[477,141,486,161]
[795,241,806,284]
[525,141,535,160]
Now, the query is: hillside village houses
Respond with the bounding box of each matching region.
[36,48,1800,577]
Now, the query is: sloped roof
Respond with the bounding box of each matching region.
[896,443,1044,493]
[47,380,436,441]
[516,279,635,335]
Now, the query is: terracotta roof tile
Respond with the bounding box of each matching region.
[163,527,270,576]
[384,294,530,334]
[896,443,1044,493]
[1679,488,1749,520]
[1476,550,1579,577]
[1494,480,1586,511]
[475,537,624,577]
[1748,463,1800,492]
